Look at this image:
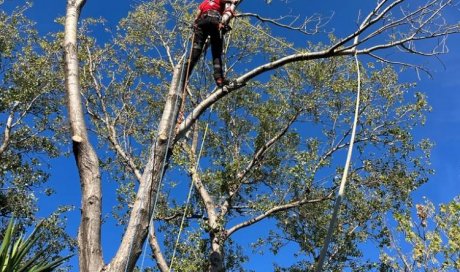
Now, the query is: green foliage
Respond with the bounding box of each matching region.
[0,1,75,268]
[381,196,460,271]
[0,218,71,272]
[0,1,64,222]
[243,59,432,270]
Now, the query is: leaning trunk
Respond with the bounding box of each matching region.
[106,64,183,272]
[64,0,104,271]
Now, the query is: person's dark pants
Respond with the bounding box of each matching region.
[186,12,223,81]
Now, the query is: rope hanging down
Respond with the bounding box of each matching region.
[169,106,213,271]
[315,50,362,271]
[177,32,196,127]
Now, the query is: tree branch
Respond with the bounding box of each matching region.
[152,27,175,69]
[0,102,19,156]
[180,141,219,230]
[237,12,332,35]
[148,224,169,272]
[86,45,143,182]
[175,48,345,141]
[106,64,183,272]
[226,191,334,237]
[220,110,302,218]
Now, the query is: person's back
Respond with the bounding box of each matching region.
[199,0,225,15]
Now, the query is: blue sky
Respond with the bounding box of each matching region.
[10,0,460,270]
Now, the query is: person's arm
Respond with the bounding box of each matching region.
[221,0,236,26]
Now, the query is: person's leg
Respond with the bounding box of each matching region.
[209,28,224,83]
[186,24,206,79]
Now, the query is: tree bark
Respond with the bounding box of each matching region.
[209,233,225,272]
[106,64,183,272]
[64,0,104,271]
[0,111,14,156]
[183,141,224,272]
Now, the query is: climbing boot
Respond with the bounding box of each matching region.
[215,77,229,87]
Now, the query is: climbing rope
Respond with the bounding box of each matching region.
[315,49,361,271]
[177,32,196,125]
[169,106,213,271]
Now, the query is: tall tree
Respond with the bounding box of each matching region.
[63,0,459,271]
[64,0,103,271]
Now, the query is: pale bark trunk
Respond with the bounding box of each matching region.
[106,65,183,272]
[185,142,224,272]
[149,226,169,272]
[0,112,14,156]
[64,0,104,271]
[209,234,225,272]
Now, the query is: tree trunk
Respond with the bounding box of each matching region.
[209,233,225,272]
[64,0,104,271]
[106,64,183,272]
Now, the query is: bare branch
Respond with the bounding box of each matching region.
[148,224,169,272]
[86,45,143,182]
[329,0,405,52]
[0,106,16,156]
[226,191,334,237]
[180,141,219,230]
[152,27,175,69]
[369,52,433,78]
[11,93,43,128]
[237,12,333,35]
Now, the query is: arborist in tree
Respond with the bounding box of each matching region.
[186,0,236,87]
